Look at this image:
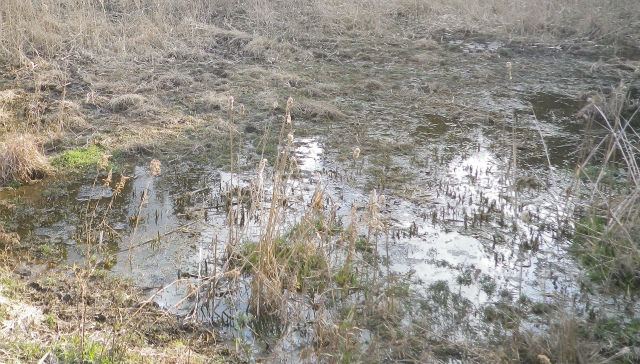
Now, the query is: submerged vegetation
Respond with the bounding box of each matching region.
[0,0,639,363]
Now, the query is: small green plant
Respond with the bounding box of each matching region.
[51,145,107,171]
[334,266,358,288]
[0,305,8,320]
[480,275,497,296]
[56,335,123,364]
[354,237,371,253]
[14,342,46,361]
[230,313,255,361]
[43,314,56,329]
[37,244,53,255]
[572,214,640,290]
[0,272,24,298]
[593,317,640,346]
[385,282,409,298]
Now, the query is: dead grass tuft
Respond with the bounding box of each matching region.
[199,91,231,112]
[109,94,147,113]
[573,84,640,292]
[0,90,22,130]
[155,71,194,91]
[35,67,67,92]
[0,90,19,104]
[413,37,441,50]
[358,78,385,91]
[244,36,294,61]
[516,316,608,363]
[293,99,346,121]
[0,133,50,185]
[0,226,20,248]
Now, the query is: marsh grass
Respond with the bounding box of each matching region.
[572,83,640,293]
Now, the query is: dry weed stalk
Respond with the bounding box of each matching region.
[74,157,176,361]
[250,98,298,319]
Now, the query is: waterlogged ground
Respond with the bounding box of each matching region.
[3,32,639,360]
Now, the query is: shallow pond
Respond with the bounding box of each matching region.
[3,34,638,360]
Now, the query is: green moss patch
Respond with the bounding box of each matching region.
[51,145,107,171]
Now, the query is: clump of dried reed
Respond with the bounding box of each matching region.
[157,95,415,361]
[0,133,50,184]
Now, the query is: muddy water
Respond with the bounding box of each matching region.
[4,35,638,357]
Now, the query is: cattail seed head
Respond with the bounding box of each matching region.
[102,169,113,187]
[256,158,267,189]
[286,114,292,125]
[149,159,162,176]
[258,158,267,174]
[286,97,294,112]
[228,96,234,111]
[369,189,378,205]
[98,154,111,170]
[113,175,129,198]
[353,147,361,160]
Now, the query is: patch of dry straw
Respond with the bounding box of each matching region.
[0,133,50,184]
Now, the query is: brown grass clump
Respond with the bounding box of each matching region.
[358,78,385,91]
[0,90,21,130]
[293,99,346,121]
[200,91,232,112]
[572,84,640,291]
[108,94,146,113]
[155,71,194,91]
[0,133,50,184]
[244,36,294,61]
[0,226,20,248]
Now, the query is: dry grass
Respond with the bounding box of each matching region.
[108,94,146,113]
[0,133,50,184]
[293,99,346,121]
[1,0,637,67]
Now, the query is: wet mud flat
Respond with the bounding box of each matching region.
[2,31,639,362]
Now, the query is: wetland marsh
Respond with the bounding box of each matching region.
[1,1,639,363]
